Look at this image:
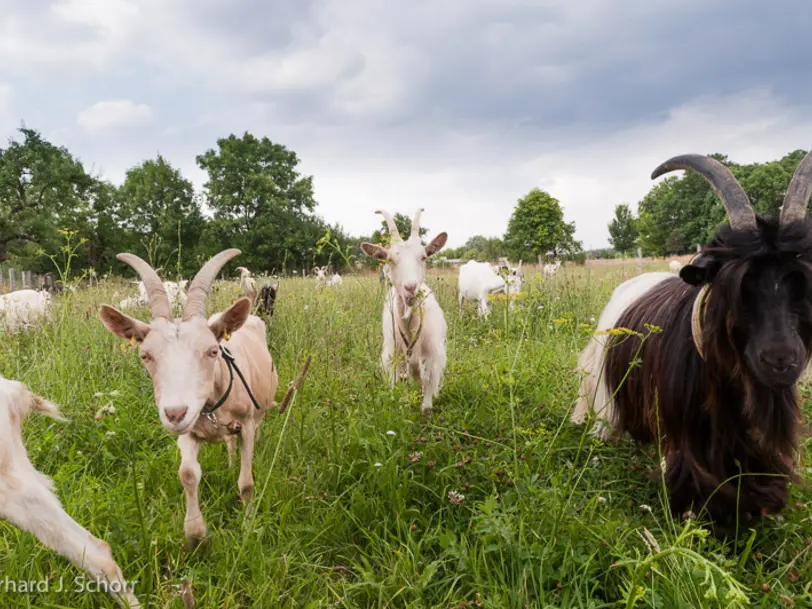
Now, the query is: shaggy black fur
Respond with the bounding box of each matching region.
[604,217,812,534]
[257,284,277,317]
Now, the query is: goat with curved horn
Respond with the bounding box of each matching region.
[184,249,241,320]
[375,209,402,243]
[98,247,278,547]
[411,207,424,239]
[651,154,756,231]
[780,149,812,225]
[117,253,172,319]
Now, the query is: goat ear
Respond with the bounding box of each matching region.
[679,260,720,286]
[98,305,151,343]
[425,232,448,257]
[361,243,388,260]
[209,297,252,341]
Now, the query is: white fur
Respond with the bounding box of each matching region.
[458,260,523,317]
[362,210,448,416]
[120,281,186,311]
[0,289,51,331]
[0,376,139,608]
[542,259,562,278]
[571,272,673,439]
[669,259,683,273]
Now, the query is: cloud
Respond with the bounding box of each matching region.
[77,100,154,134]
[1,0,811,249]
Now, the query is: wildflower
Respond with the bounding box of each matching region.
[374,462,383,468]
[597,496,607,504]
[386,430,396,436]
[408,451,423,463]
[640,504,652,513]
[448,490,465,504]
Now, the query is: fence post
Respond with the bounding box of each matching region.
[8,268,14,292]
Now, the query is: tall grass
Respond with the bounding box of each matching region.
[1,263,812,608]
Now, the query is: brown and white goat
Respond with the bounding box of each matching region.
[573,151,812,534]
[0,376,139,608]
[98,249,278,546]
[361,209,448,416]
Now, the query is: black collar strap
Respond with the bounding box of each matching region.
[202,345,264,416]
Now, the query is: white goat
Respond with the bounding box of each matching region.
[98,250,279,547]
[458,260,524,317]
[313,266,328,288]
[120,280,187,311]
[0,376,140,608]
[361,208,448,416]
[236,266,258,304]
[668,259,683,273]
[542,259,562,278]
[329,272,343,286]
[0,289,51,331]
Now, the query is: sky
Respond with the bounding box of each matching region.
[1,0,812,250]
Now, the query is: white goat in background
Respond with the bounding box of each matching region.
[361,208,448,416]
[0,376,140,608]
[0,289,51,331]
[120,280,187,311]
[98,250,278,547]
[458,260,524,317]
[542,259,562,278]
[668,259,683,273]
[236,266,258,303]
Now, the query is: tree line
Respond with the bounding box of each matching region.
[0,127,582,279]
[607,150,810,257]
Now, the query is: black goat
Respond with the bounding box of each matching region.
[573,151,812,534]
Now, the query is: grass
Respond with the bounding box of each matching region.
[2,262,812,608]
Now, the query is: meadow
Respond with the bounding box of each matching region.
[2,261,812,609]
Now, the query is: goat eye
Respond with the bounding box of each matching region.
[140,352,152,363]
[206,347,219,358]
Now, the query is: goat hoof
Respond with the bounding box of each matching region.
[240,485,254,503]
[421,406,433,417]
[184,524,208,550]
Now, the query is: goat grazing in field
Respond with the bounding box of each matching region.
[361,208,448,416]
[572,151,812,534]
[236,266,258,304]
[0,376,140,608]
[120,280,187,312]
[542,259,562,278]
[256,277,280,317]
[0,289,51,331]
[458,260,524,317]
[98,250,279,546]
[669,259,683,273]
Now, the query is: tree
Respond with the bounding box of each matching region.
[442,235,507,261]
[503,188,581,259]
[0,127,95,265]
[117,155,204,277]
[370,212,428,246]
[607,203,638,253]
[196,132,323,272]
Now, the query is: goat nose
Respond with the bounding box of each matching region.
[164,406,188,424]
[760,350,793,373]
[404,283,417,293]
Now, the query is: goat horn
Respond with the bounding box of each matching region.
[651,154,756,231]
[183,249,241,320]
[116,253,171,319]
[375,209,402,243]
[411,207,424,238]
[780,149,812,225]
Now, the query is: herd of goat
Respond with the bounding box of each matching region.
[2,149,812,606]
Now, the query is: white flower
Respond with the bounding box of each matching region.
[374,462,383,468]
[386,430,396,436]
[640,504,652,513]
[597,496,607,504]
[304,305,309,311]
[448,490,465,504]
